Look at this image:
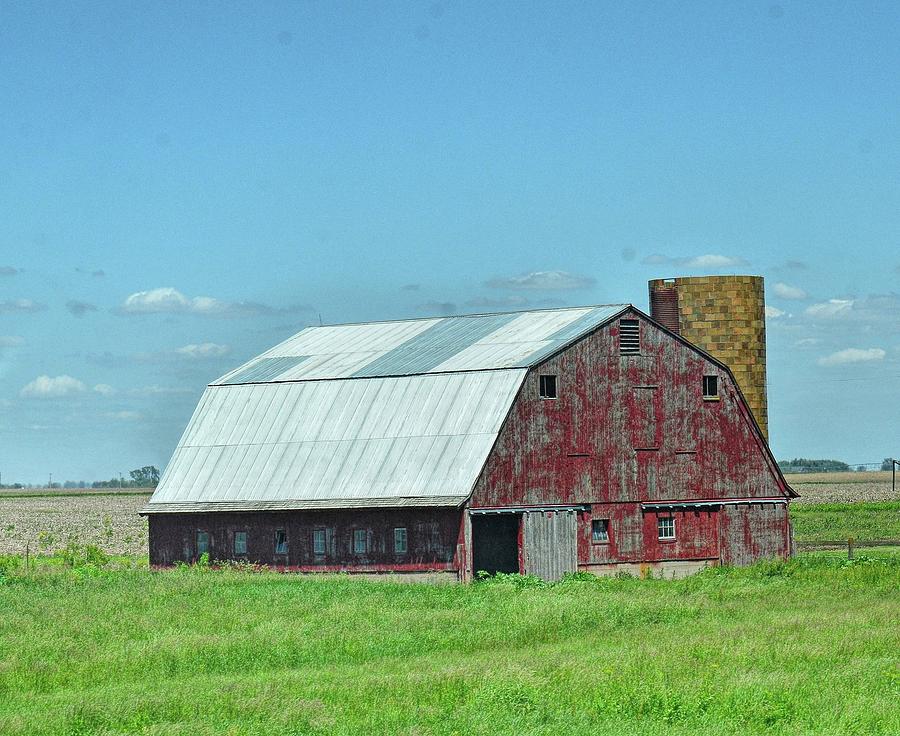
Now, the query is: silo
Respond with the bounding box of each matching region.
[648,275,769,440]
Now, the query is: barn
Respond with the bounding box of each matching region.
[144,302,795,580]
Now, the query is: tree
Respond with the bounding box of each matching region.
[129,466,160,487]
[882,458,896,471]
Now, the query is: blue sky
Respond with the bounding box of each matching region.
[1,1,899,482]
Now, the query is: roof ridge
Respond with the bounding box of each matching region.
[301,303,632,330]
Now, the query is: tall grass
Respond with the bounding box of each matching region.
[791,501,900,542]
[0,554,897,735]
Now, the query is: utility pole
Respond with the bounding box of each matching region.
[48,472,52,489]
[893,459,898,497]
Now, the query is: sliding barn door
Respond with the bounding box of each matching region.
[522,510,578,581]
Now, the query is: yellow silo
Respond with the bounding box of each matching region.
[648,275,769,441]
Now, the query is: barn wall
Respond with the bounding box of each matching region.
[148,508,463,572]
[472,310,790,566]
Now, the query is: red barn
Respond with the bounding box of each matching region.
[144,304,794,580]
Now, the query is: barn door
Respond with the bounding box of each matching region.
[522,510,578,581]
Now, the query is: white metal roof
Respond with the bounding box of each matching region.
[145,370,526,512]
[214,305,628,385]
[146,304,630,513]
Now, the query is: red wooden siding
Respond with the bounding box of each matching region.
[471,309,790,567]
[149,508,464,572]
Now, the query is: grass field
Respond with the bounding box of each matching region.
[791,501,900,543]
[0,555,897,735]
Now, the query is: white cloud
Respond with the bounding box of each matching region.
[765,306,785,318]
[805,299,855,318]
[486,270,595,291]
[794,338,821,348]
[119,287,312,317]
[817,348,886,367]
[20,375,87,398]
[0,299,46,314]
[93,384,117,396]
[0,335,24,348]
[773,282,807,300]
[105,410,142,421]
[641,253,748,269]
[130,385,195,396]
[175,342,231,359]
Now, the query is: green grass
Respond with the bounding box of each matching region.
[0,556,898,735]
[791,501,900,543]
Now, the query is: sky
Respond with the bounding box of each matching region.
[1,1,899,483]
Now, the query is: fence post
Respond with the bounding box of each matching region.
[847,537,855,560]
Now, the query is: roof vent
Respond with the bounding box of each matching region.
[619,319,640,355]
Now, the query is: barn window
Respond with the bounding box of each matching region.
[394,527,408,554]
[591,519,610,544]
[703,375,719,400]
[353,529,367,554]
[274,529,288,555]
[313,528,326,555]
[619,319,640,355]
[197,531,209,555]
[233,531,247,556]
[657,515,676,540]
[539,374,557,399]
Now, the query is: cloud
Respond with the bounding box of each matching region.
[0,266,17,276]
[93,384,117,396]
[401,284,421,292]
[772,282,807,300]
[794,338,821,348]
[66,300,99,317]
[118,287,311,317]
[785,260,807,270]
[0,335,24,348]
[765,306,785,318]
[620,247,636,262]
[485,270,595,291]
[804,299,855,318]
[75,268,106,277]
[0,299,46,314]
[641,254,748,269]
[130,385,195,396]
[105,410,142,421]
[175,342,231,359]
[416,301,457,316]
[465,295,564,310]
[20,375,87,398]
[818,348,886,367]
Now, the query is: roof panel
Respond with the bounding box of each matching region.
[147,370,527,512]
[211,305,629,385]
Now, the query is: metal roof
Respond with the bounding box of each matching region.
[214,305,628,385]
[145,370,526,513]
[146,304,632,513]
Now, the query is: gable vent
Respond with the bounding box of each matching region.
[619,319,640,355]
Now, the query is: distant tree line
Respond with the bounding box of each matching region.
[779,458,897,473]
[0,466,160,490]
[92,466,160,488]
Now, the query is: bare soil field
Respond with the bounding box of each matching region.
[0,493,150,556]
[785,471,900,504]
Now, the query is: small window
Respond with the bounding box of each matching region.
[591,519,610,544]
[234,531,247,556]
[197,531,209,555]
[657,515,676,540]
[394,527,408,554]
[703,375,719,400]
[353,529,367,555]
[313,528,326,556]
[619,319,640,355]
[274,529,288,555]
[539,374,558,399]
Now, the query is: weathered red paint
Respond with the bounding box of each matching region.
[470,309,792,570]
[149,508,463,571]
